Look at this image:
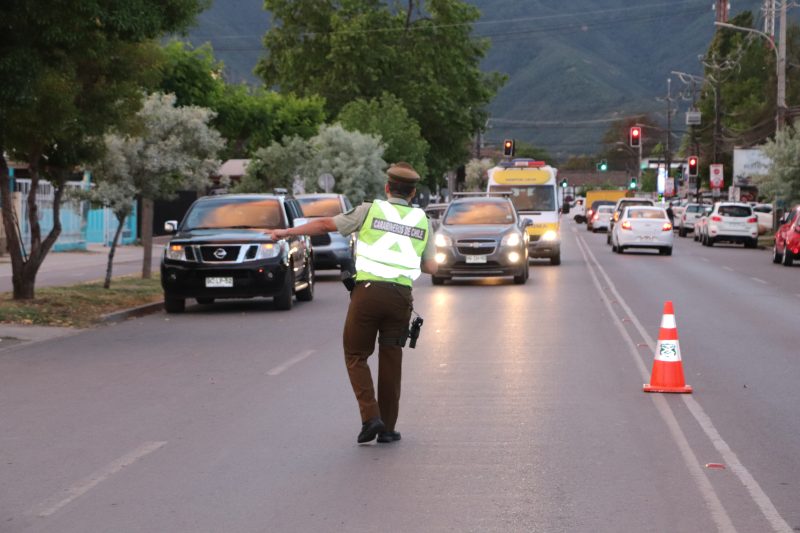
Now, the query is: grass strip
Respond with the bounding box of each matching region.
[0,276,162,328]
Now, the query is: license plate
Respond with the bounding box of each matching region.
[205,276,233,288]
[465,255,487,264]
[638,235,654,241]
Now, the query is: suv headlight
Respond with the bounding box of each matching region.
[434,233,452,247]
[166,244,186,261]
[501,233,522,247]
[255,243,283,259]
[541,230,558,241]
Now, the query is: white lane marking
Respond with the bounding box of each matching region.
[267,349,315,376]
[751,277,768,285]
[37,441,166,517]
[577,234,792,533]
[723,266,734,272]
[574,236,735,533]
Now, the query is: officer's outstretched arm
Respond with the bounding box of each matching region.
[269,217,337,240]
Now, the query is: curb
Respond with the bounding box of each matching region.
[100,301,164,324]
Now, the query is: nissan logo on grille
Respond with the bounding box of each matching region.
[213,248,227,259]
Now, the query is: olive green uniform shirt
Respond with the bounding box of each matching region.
[333,197,436,262]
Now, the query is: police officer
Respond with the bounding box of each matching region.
[269,162,438,444]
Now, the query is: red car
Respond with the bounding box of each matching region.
[773,205,800,266]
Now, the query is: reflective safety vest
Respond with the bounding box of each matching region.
[355,200,429,286]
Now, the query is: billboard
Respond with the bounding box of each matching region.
[733,148,771,187]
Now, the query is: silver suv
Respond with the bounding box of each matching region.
[296,193,355,271]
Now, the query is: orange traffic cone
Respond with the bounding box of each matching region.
[643,301,692,393]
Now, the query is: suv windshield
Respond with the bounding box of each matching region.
[297,197,343,217]
[444,201,515,225]
[490,185,555,212]
[183,198,284,230]
[718,205,752,217]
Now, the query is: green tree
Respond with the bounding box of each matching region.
[0,0,205,299]
[338,93,429,175]
[159,40,224,108]
[257,0,504,185]
[236,125,386,204]
[464,158,494,191]
[513,141,551,162]
[759,124,800,204]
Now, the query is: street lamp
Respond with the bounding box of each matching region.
[715,17,786,131]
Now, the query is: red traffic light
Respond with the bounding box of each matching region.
[687,156,699,177]
[629,126,641,147]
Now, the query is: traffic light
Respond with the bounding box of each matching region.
[629,126,641,148]
[687,156,699,177]
[596,159,608,172]
[629,177,637,190]
[560,179,568,189]
[503,139,515,157]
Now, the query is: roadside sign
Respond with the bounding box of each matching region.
[709,164,724,189]
[665,177,675,197]
[318,173,335,192]
[686,110,701,126]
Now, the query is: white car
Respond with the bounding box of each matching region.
[693,205,713,242]
[752,203,773,235]
[590,205,613,232]
[611,206,674,255]
[677,203,705,237]
[702,202,759,248]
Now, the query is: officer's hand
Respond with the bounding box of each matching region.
[268,229,289,241]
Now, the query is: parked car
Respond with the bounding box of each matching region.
[610,206,674,255]
[677,203,704,237]
[608,197,656,244]
[424,202,450,232]
[587,200,615,231]
[693,205,713,242]
[160,193,315,313]
[702,202,759,248]
[570,197,586,223]
[772,205,800,266]
[431,196,530,285]
[753,203,774,235]
[590,205,614,232]
[296,193,355,271]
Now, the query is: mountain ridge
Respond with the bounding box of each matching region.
[187,0,763,159]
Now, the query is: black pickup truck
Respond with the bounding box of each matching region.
[160,193,314,313]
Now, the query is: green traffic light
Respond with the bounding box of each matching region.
[599,160,608,172]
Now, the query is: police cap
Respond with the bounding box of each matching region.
[387,162,420,184]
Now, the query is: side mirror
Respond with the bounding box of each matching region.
[293,217,309,228]
[164,220,178,233]
[521,218,533,228]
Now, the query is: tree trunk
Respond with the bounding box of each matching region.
[104,213,127,289]
[141,197,153,278]
[0,153,28,293]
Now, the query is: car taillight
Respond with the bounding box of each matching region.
[747,217,757,223]
[587,209,593,218]
[662,222,673,231]
[592,213,599,221]
[711,216,722,222]
[621,221,632,230]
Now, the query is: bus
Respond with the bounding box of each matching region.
[486,159,561,265]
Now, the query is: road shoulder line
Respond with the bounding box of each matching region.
[576,233,792,533]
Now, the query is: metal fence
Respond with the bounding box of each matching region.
[15,179,87,251]
[12,179,138,252]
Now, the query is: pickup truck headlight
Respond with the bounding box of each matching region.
[434,233,452,247]
[501,233,521,247]
[165,244,186,261]
[541,230,558,242]
[255,243,283,259]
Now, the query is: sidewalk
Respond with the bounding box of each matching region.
[0,238,168,293]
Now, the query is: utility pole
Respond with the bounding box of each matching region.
[777,0,787,130]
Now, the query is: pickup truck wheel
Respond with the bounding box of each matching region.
[164,296,185,314]
[296,261,314,302]
[513,266,528,284]
[773,245,783,263]
[273,266,294,310]
[783,249,794,266]
[549,253,561,266]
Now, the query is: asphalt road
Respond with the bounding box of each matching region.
[0,222,797,532]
